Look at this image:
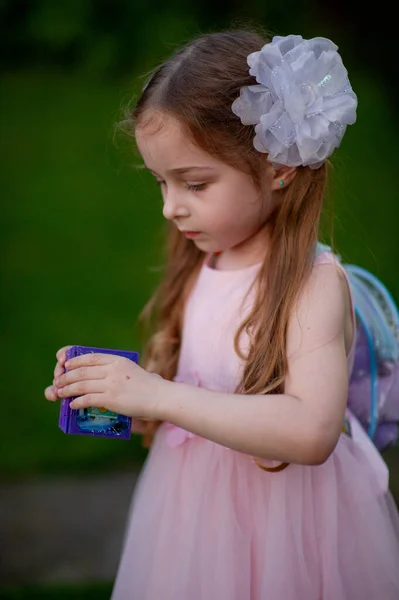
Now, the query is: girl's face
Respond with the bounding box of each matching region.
[136,112,278,267]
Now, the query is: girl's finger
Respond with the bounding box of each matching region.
[65,353,116,370]
[45,385,58,401]
[54,362,65,379]
[56,345,73,364]
[54,347,73,378]
[55,366,106,389]
[69,393,104,410]
[58,380,105,399]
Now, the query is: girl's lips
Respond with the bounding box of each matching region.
[183,231,201,239]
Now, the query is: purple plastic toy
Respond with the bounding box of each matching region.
[59,345,139,440]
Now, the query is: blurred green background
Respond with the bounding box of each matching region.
[1,0,398,596]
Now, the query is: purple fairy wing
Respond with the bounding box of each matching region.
[344,264,399,451]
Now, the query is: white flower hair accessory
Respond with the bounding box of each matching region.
[231,35,358,169]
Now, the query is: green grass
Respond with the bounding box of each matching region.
[0,69,162,476]
[0,582,112,599]
[1,68,398,477]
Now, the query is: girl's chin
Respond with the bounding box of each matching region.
[191,238,218,252]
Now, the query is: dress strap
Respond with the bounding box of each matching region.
[314,249,339,266]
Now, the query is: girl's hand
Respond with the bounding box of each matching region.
[53,353,163,420]
[44,345,73,402]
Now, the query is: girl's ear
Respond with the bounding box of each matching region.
[271,166,298,190]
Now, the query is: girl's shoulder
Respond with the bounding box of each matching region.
[293,245,353,336]
[290,243,356,361]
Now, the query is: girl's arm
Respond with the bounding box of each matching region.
[155,264,351,466]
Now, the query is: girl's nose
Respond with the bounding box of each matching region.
[162,193,189,221]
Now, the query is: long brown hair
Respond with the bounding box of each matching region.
[120,30,328,445]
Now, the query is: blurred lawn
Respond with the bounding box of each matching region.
[1,69,398,478]
[0,582,112,599]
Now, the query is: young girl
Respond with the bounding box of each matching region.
[45,30,399,599]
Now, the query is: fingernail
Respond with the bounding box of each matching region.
[57,388,63,396]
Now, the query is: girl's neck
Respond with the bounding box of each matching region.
[210,224,272,271]
[208,251,263,271]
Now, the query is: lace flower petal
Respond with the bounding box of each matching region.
[231,35,357,168]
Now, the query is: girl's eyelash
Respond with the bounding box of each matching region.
[187,183,207,191]
[155,181,207,192]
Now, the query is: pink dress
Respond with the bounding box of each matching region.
[112,251,399,600]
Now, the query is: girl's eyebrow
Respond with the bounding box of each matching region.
[144,165,217,175]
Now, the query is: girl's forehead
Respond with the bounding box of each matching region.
[136,109,178,136]
[135,111,220,170]
[136,113,187,148]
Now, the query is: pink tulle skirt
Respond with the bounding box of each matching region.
[112,420,399,600]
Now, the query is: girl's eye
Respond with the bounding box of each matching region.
[187,183,207,192]
[155,180,206,192]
